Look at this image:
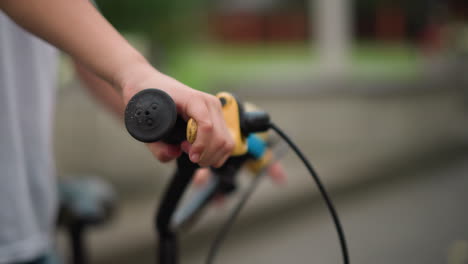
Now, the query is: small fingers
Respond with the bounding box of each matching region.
[185,94,234,167]
[185,100,211,164]
[181,141,192,154]
[193,168,211,187]
[147,142,182,163]
[267,161,287,184]
[210,140,233,168]
[208,97,234,168]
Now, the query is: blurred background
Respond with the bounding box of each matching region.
[55,0,468,263]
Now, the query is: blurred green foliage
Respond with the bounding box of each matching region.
[167,43,422,91]
[97,0,201,34]
[97,0,209,63]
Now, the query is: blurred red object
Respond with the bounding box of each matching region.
[210,13,264,43]
[210,11,309,44]
[265,13,309,42]
[421,22,444,54]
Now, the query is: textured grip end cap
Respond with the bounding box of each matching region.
[124,89,177,143]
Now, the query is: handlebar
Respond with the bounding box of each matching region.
[123,89,350,264]
[124,89,189,144]
[124,88,271,147]
[124,88,271,264]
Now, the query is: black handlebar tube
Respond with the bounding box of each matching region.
[174,155,251,231]
[211,155,250,194]
[157,154,198,264]
[157,154,250,264]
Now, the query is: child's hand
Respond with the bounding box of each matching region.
[121,67,234,168]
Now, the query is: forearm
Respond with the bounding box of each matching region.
[1,0,235,167]
[0,0,150,91]
[74,62,125,118]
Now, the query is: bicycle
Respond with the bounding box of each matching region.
[122,89,350,264]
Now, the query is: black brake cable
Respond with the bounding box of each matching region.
[206,122,350,264]
[269,123,350,264]
[205,164,265,264]
[205,139,288,264]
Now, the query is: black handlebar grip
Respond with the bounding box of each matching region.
[124,89,181,143]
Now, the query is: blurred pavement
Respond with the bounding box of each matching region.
[181,149,468,264]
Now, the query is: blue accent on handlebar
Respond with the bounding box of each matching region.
[247,134,266,159]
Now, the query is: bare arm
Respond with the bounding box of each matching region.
[0,0,234,167]
[74,62,124,118]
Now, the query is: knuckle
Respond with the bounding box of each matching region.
[198,160,210,168]
[199,121,214,133]
[190,145,203,156]
[208,95,220,105]
[214,99,222,108]
[214,139,226,150]
[217,139,232,155]
[225,139,235,152]
[214,155,229,168]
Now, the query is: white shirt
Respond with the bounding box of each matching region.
[0,11,58,263]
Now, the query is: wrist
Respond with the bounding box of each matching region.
[116,59,159,104]
[118,64,185,108]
